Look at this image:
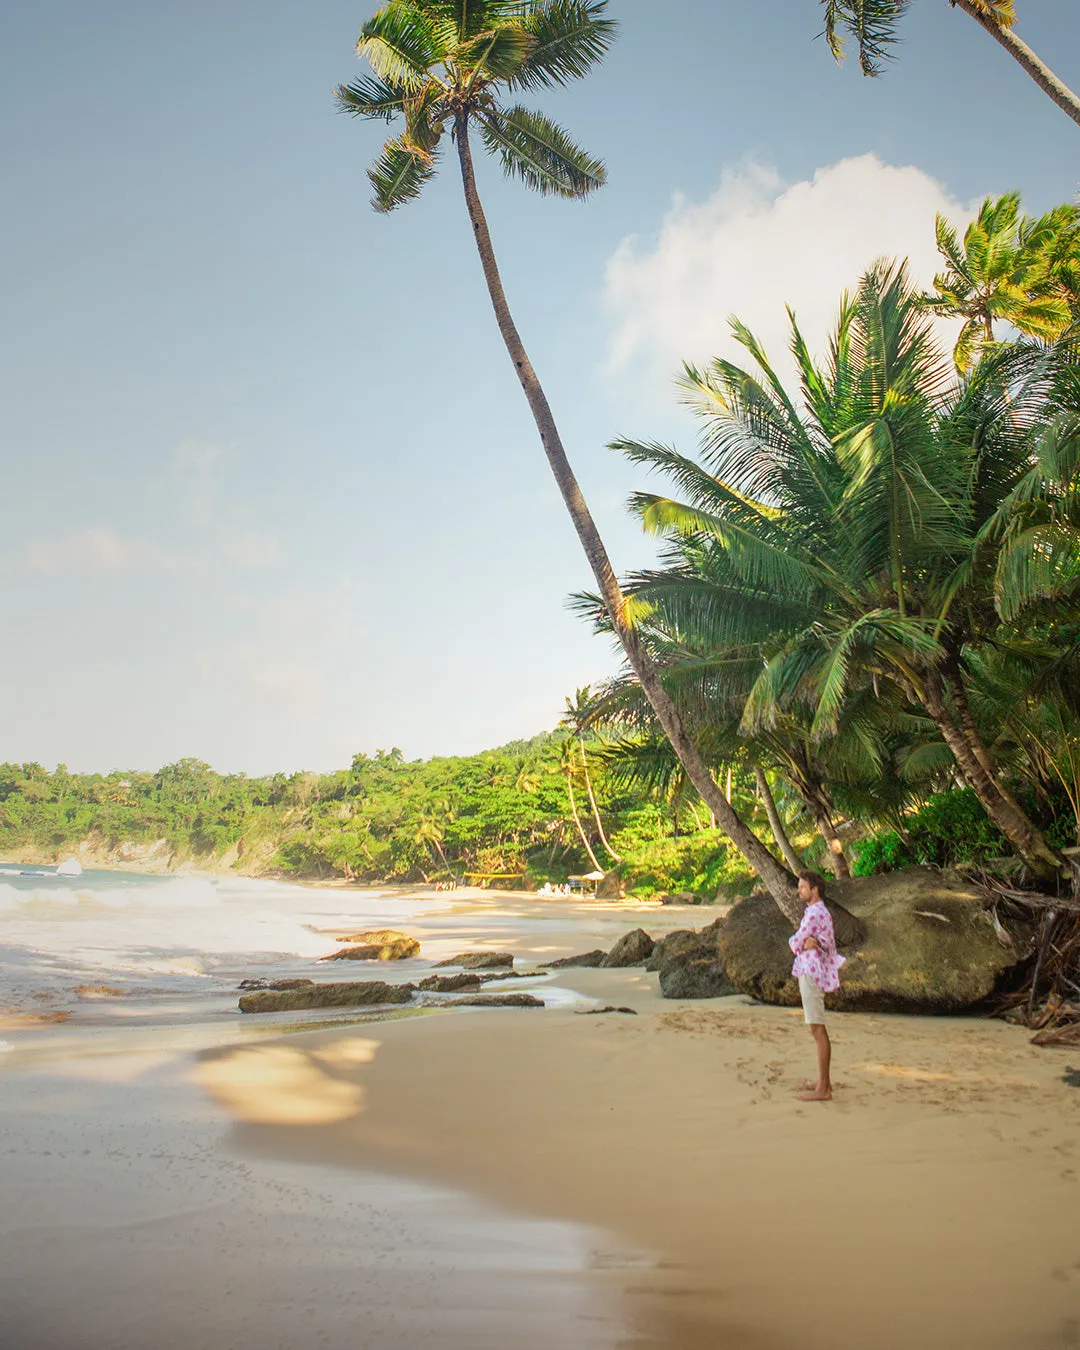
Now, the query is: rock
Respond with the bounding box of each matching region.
[238,980,416,1014]
[237,978,315,992]
[549,950,606,969]
[326,930,420,960]
[433,951,515,970]
[659,954,738,999]
[601,928,656,967]
[446,993,544,1008]
[476,969,549,983]
[659,890,698,905]
[645,929,701,972]
[716,866,1029,1014]
[575,1005,638,1015]
[417,973,482,993]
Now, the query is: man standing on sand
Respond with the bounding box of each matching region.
[788,869,845,1102]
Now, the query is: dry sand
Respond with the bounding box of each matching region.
[3,892,1079,1350]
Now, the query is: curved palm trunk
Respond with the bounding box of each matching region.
[579,732,620,861]
[921,669,1069,882]
[453,112,799,925]
[952,0,1080,129]
[565,765,604,874]
[754,766,805,875]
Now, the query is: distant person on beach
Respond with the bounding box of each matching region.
[788,869,845,1102]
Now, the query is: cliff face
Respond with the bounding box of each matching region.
[4,834,265,877]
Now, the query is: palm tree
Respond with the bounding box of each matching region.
[917,194,1078,373]
[336,0,799,917]
[558,737,604,873]
[822,1,1080,129]
[613,260,1073,883]
[559,686,621,861]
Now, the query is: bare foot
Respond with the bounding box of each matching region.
[796,1086,833,1101]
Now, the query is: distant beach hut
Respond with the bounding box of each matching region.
[569,869,606,896]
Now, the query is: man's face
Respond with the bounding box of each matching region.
[797,877,811,903]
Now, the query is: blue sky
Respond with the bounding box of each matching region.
[3,0,1079,774]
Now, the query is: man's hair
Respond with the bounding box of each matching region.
[798,869,829,899]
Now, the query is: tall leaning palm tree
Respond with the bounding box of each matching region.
[336,0,800,918]
[822,1,1080,129]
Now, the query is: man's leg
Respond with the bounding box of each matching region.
[798,1024,832,1101]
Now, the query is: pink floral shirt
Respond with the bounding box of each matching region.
[789,899,845,993]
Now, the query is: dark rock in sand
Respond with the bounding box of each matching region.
[325,930,420,961]
[476,969,549,983]
[434,951,515,970]
[645,929,702,972]
[237,978,315,992]
[549,949,606,969]
[601,928,656,967]
[576,1005,638,1015]
[659,890,699,905]
[417,973,482,993]
[447,993,544,1008]
[238,980,416,1014]
[659,953,738,999]
[716,866,1028,1014]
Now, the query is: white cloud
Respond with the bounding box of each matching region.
[604,154,973,391]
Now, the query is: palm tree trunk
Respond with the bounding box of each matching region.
[813,809,851,879]
[952,0,1080,129]
[921,669,1068,881]
[565,765,604,874]
[755,767,805,874]
[453,112,799,925]
[579,732,620,860]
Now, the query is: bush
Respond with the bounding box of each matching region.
[852,788,1007,875]
[609,819,756,900]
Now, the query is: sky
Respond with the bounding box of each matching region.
[2,0,1079,775]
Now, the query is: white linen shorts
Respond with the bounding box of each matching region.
[798,974,827,1025]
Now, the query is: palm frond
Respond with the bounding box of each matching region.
[822,0,911,77]
[357,4,449,89]
[478,104,604,196]
[509,0,616,90]
[456,24,535,80]
[368,133,438,211]
[334,75,409,121]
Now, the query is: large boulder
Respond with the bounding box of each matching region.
[645,929,699,972]
[237,978,315,992]
[549,949,606,969]
[238,980,416,1014]
[601,928,656,967]
[327,930,420,960]
[434,951,515,970]
[717,866,1029,1014]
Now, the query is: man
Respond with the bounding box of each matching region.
[788,869,845,1102]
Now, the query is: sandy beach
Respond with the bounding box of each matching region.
[3,884,1079,1349]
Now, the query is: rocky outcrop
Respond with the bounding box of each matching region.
[549,950,606,969]
[434,951,515,970]
[327,930,420,960]
[418,973,482,993]
[238,980,416,1013]
[575,1005,638,1015]
[446,993,544,1008]
[476,969,548,982]
[237,978,315,991]
[600,928,655,967]
[717,866,1029,1013]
